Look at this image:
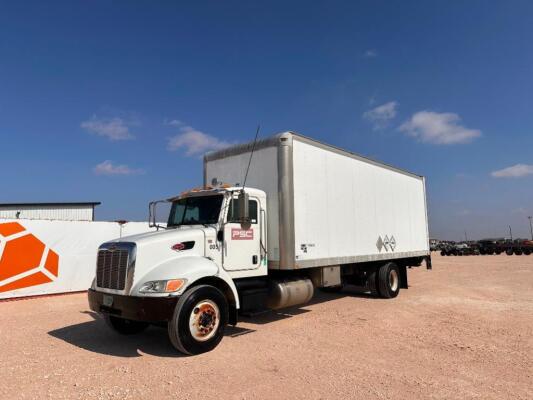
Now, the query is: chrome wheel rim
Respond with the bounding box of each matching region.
[389,269,399,292]
[189,300,220,342]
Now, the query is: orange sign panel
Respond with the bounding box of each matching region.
[0,222,59,293]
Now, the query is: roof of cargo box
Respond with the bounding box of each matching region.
[204,131,424,180]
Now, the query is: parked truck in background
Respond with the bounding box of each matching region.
[88,132,431,355]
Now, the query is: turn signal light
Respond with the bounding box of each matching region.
[165,279,185,292]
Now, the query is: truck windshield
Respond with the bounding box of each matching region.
[167,195,223,227]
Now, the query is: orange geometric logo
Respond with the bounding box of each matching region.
[0,222,59,293]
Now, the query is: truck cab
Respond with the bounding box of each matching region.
[89,186,269,354]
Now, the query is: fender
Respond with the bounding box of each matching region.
[130,256,240,308]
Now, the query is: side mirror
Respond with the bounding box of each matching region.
[238,190,250,222]
[148,201,156,228]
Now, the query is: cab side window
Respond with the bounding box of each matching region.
[227,199,258,224]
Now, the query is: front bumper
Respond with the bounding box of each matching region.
[88,289,179,323]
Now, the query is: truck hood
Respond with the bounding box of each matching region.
[106,225,217,247]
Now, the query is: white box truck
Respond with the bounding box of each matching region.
[89,132,431,355]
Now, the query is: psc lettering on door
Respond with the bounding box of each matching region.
[231,228,254,240]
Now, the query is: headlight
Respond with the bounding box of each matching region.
[139,279,187,293]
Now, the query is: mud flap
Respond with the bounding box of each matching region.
[399,265,408,289]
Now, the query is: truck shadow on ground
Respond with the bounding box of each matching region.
[48,311,256,358]
[48,286,375,358]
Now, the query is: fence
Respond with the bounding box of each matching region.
[0,219,158,299]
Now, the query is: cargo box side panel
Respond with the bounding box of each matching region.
[292,139,429,267]
[204,146,281,262]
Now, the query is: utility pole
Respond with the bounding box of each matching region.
[528,216,533,240]
[464,230,468,242]
[509,225,513,241]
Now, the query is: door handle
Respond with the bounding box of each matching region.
[252,255,258,264]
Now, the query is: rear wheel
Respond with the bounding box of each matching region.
[506,249,513,256]
[104,315,149,335]
[514,249,523,256]
[168,285,228,355]
[524,249,531,255]
[377,262,400,299]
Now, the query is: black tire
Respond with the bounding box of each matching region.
[377,262,401,299]
[168,285,228,355]
[514,249,523,256]
[440,250,446,256]
[104,315,149,335]
[506,249,513,256]
[524,249,531,255]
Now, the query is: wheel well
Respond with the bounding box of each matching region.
[189,276,238,325]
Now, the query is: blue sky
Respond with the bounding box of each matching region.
[1,1,532,240]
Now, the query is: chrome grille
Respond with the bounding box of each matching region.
[96,248,129,290]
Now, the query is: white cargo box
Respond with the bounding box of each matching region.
[204,132,429,270]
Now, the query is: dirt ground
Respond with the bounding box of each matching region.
[1,254,532,400]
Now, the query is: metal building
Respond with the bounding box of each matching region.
[0,202,101,221]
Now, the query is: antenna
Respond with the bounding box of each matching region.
[242,124,260,190]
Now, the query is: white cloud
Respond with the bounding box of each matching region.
[364,49,377,58]
[491,164,533,178]
[81,116,134,141]
[93,160,144,176]
[399,111,481,145]
[166,119,183,127]
[363,101,398,130]
[167,124,231,156]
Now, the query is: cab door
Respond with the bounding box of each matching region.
[222,196,261,271]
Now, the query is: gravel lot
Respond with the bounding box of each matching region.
[1,254,532,400]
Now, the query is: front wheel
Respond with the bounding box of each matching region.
[377,262,401,299]
[104,315,149,335]
[168,285,228,355]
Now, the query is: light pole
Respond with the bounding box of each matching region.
[509,225,513,241]
[528,216,533,240]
